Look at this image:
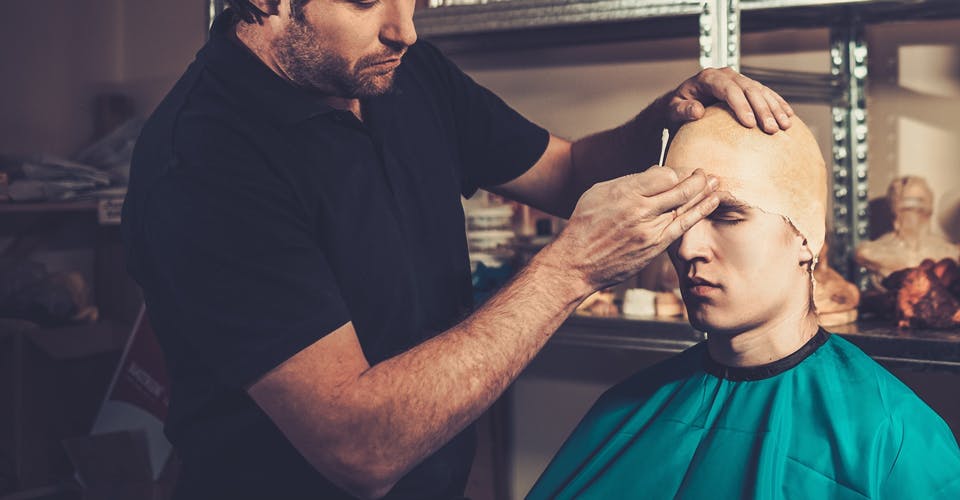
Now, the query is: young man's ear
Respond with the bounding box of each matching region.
[798,237,815,267]
[249,0,281,17]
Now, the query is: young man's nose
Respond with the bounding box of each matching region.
[675,219,713,263]
[381,1,418,50]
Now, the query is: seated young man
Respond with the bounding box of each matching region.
[528,106,960,499]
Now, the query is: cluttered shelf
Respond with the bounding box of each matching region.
[554,314,960,371]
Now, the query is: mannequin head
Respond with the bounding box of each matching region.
[888,176,934,236]
[665,105,827,334]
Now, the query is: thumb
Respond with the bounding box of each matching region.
[671,99,706,122]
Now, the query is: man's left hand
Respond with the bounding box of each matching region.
[666,67,794,134]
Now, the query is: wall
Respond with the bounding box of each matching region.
[0,0,206,158]
[120,0,209,122]
[869,20,960,240]
[0,0,121,157]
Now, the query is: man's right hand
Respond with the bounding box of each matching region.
[543,166,719,292]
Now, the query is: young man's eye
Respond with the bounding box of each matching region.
[352,0,380,8]
[708,212,745,225]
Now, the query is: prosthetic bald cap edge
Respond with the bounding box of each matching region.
[665,104,828,256]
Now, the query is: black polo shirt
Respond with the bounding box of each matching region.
[121,10,548,500]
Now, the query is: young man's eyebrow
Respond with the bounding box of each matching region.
[716,201,750,211]
[713,193,752,212]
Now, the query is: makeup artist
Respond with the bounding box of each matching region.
[120,1,794,498]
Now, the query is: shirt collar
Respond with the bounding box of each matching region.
[199,10,336,125]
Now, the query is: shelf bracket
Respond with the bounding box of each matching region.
[829,17,870,287]
[700,0,741,71]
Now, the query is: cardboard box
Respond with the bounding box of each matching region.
[0,319,120,494]
[62,306,177,500]
[62,430,177,500]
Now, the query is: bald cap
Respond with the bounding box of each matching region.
[665,104,828,256]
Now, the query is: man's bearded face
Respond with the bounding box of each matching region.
[273,5,406,98]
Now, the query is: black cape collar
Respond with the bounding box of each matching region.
[702,327,831,382]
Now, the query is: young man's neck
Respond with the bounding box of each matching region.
[707,310,820,367]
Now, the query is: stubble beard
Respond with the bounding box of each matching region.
[275,19,399,98]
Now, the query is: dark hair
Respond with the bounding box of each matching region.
[224,0,309,24]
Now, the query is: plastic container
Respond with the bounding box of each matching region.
[466,229,515,252]
[465,205,514,231]
[622,288,656,317]
[469,251,513,273]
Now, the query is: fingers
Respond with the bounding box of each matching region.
[667,98,705,124]
[771,89,795,117]
[673,179,720,218]
[720,77,794,133]
[661,192,720,243]
[764,90,792,130]
[717,82,758,129]
[631,165,680,197]
[744,86,780,134]
[674,67,796,133]
[647,169,717,214]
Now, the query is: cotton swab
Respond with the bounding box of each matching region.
[658,128,670,166]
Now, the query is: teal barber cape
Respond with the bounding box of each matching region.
[528,329,960,499]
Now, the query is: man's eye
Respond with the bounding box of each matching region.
[352,0,380,8]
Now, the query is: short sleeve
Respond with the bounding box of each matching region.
[412,42,549,197]
[137,143,351,389]
[878,401,960,498]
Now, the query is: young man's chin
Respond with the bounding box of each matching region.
[688,312,745,337]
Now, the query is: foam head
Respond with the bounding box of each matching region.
[887,175,933,215]
[665,105,827,257]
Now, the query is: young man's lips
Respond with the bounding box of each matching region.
[687,284,721,297]
[684,277,721,297]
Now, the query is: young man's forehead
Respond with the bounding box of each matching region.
[714,191,752,211]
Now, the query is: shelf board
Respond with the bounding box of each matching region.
[0,201,98,214]
[555,314,960,371]
[0,318,126,357]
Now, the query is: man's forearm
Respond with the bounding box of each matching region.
[568,95,671,202]
[342,247,591,492]
[489,94,672,219]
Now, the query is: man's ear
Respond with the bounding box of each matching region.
[249,0,281,16]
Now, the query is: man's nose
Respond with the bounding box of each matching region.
[675,219,712,264]
[382,0,418,50]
